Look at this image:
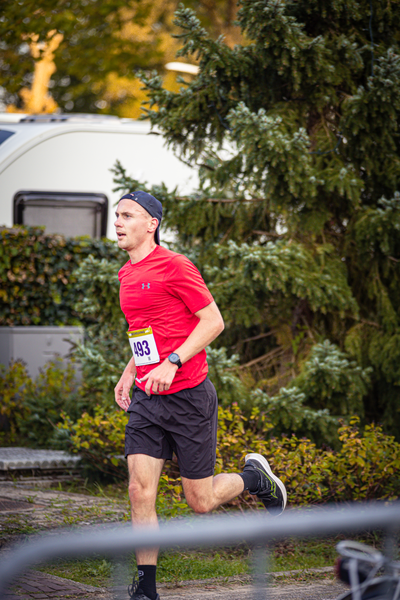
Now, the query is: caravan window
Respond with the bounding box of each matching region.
[0,130,15,145]
[13,191,108,238]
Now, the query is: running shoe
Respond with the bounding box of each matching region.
[244,453,287,516]
[128,578,160,600]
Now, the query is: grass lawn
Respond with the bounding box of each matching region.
[37,532,382,588]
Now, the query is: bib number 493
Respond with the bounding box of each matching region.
[127,326,160,366]
[133,340,150,358]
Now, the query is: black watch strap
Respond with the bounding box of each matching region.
[168,353,182,369]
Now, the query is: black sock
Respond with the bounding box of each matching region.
[239,467,261,493]
[137,565,157,600]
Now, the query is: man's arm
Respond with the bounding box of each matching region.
[114,355,137,411]
[140,300,224,396]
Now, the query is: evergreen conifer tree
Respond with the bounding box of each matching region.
[112,0,400,439]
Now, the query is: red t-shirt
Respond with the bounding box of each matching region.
[118,245,214,394]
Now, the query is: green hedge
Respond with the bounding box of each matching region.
[0,226,124,326]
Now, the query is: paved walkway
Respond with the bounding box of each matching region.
[0,481,349,600]
[0,480,127,534]
[5,572,349,600]
[4,570,104,599]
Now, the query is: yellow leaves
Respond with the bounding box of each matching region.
[101,73,147,120]
[156,472,191,518]
[59,405,127,456]
[0,361,31,421]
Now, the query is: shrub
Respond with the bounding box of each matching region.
[327,417,400,502]
[0,359,85,447]
[56,405,127,481]
[17,359,85,448]
[56,404,400,506]
[0,361,31,445]
[260,417,400,504]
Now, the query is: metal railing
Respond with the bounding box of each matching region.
[0,501,399,599]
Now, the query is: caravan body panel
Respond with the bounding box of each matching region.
[0,117,196,240]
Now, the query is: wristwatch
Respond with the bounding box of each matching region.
[168,353,182,368]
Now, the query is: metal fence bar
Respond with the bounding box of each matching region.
[252,545,269,600]
[384,526,400,576]
[1,501,399,599]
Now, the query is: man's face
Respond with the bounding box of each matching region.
[114,199,156,251]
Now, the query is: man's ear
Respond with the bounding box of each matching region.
[149,217,159,233]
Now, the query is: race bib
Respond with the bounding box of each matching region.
[127,326,160,366]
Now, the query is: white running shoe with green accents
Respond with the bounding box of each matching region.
[244,453,287,516]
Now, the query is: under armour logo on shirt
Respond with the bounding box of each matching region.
[142,283,150,289]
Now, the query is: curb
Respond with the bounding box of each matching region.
[156,566,335,588]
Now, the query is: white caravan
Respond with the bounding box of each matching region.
[0,113,197,240]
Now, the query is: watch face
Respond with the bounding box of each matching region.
[168,353,182,367]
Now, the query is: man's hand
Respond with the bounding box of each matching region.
[139,359,178,396]
[114,370,136,411]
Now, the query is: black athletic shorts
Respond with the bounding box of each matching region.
[125,377,218,479]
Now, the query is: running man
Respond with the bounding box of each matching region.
[114,190,287,600]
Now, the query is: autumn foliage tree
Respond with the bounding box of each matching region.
[0,0,241,115]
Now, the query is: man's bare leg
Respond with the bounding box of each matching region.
[182,473,244,514]
[182,454,287,516]
[127,454,164,565]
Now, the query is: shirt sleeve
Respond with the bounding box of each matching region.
[165,254,214,314]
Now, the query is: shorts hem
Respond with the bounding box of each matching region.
[125,449,173,461]
[179,468,215,480]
